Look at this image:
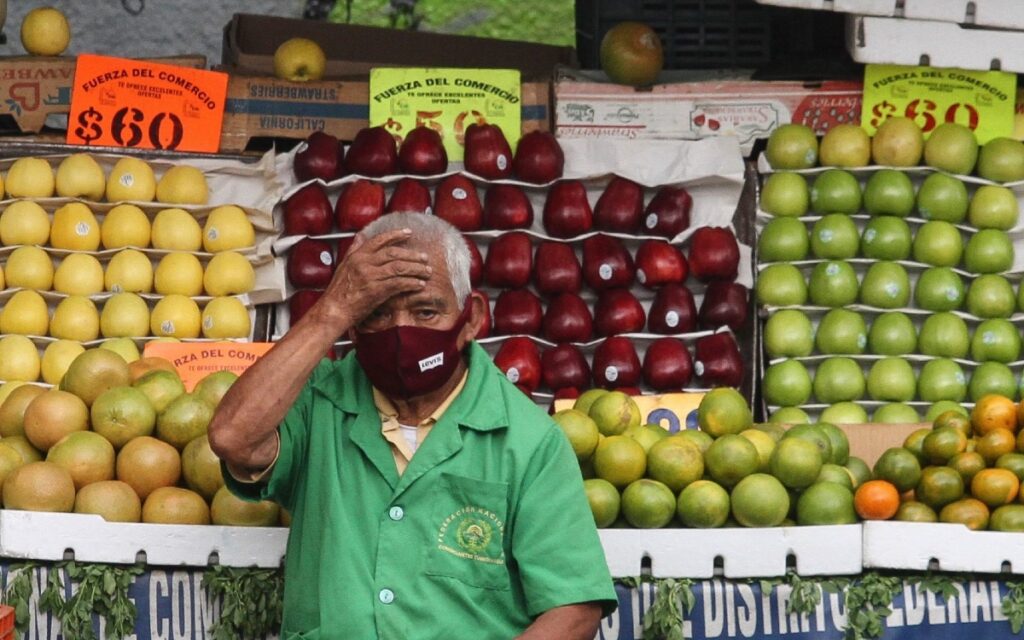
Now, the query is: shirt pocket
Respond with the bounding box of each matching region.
[424,472,511,591]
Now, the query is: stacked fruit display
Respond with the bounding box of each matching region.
[757,118,1024,423]
[0,348,282,526]
[860,395,1024,532]
[0,153,273,386]
[557,386,871,529]
[279,127,751,399]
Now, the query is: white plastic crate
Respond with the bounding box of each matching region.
[756,0,1024,30]
[863,521,1024,573]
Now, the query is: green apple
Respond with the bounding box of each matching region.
[768,407,811,424]
[815,308,868,355]
[912,220,963,267]
[756,264,808,307]
[970,318,1021,363]
[860,217,912,260]
[977,137,1024,183]
[868,311,917,355]
[808,261,859,307]
[859,261,910,308]
[811,213,860,259]
[867,357,916,401]
[916,173,969,222]
[763,359,813,407]
[759,217,809,262]
[873,403,921,424]
[766,124,819,170]
[811,169,862,215]
[761,172,810,217]
[820,401,869,424]
[914,267,964,311]
[924,400,968,422]
[966,274,1016,318]
[917,312,970,359]
[813,357,866,403]
[918,358,967,402]
[969,361,1017,402]
[968,185,1019,230]
[924,122,978,176]
[863,169,915,217]
[963,228,1013,274]
[764,309,815,358]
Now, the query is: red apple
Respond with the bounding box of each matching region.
[398,127,448,175]
[643,338,693,390]
[541,344,591,392]
[594,177,644,233]
[542,293,592,343]
[492,289,543,336]
[592,336,641,389]
[648,284,698,334]
[617,386,642,396]
[582,234,635,290]
[335,179,385,231]
[694,332,744,388]
[288,289,324,326]
[294,131,344,182]
[699,282,748,331]
[386,178,432,214]
[336,236,355,264]
[475,290,491,339]
[464,123,513,180]
[689,227,740,282]
[287,238,335,288]
[533,241,582,295]
[493,337,542,392]
[283,183,333,236]
[512,131,564,184]
[465,238,484,288]
[484,232,532,288]
[594,289,646,336]
[542,181,592,238]
[434,175,483,231]
[344,126,398,177]
[483,184,533,230]
[635,239,688,289]
[643,186,692,238]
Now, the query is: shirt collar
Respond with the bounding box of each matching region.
[373,370,468,426]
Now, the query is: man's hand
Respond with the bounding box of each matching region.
[314,228,432,333]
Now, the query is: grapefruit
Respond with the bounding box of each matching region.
[22,389,89,451]
[46,431,115,491]
[90,386,157,449]
[599,22,663,87]
[872,117,924,166]
[552,409,600,461]
[819,123,871,167]
[2,461,75,512]
[132,369,186,414]
[766,124,819,170]
[142,487,210,525]
[583,478,620,528]
[156,393,214,450]
[646,438,703,492]
[0,444,23,494]
[623,423,669,453]
[621,479,675,528]
[592,435,646,489]
[211,486,279,526]
[731,473,790,527]
[181,435,225,501]
[588,391,641,436]
[116,436,181,500]
[1,436,42,464]
[0,384,46,437]
[193,370,237,407]
[697,387,753,437]
[128,356,178,382]
[74,480,142,522]
[60,348,132,406]
[676,480,730,528]
[704,434,759,488]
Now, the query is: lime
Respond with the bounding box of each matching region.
[676,480,730,528]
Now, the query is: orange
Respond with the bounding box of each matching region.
[676,480,730,528]
[894,500,937,522]
[997,452,1024,482]
[704,434,759,488]
[933,410,972,438]
[592,436,646,489]
[854,480,900,520]
[971,468,1019,507]
[939,497,989,531]
[976,428,1017,465]
[921,427,967,465]
[948,451,986,485]
[916,466,964,510]
[873,447,922,493]
[972,395,1017,436]
[902,428,931,464]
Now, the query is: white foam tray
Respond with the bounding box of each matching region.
[847,15,1024,73]
[600,525,863,578]
[0,511,288,568]
[756,0,1024,30]
[863,521,1024,573]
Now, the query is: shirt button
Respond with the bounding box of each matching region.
[379,588,395,604]
[389,506,404,521]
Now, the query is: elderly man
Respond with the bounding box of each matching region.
[209,212,616,639]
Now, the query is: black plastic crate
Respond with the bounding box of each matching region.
[576,0,774,70]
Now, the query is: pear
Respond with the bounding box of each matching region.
[56,153,106,200]
[99,337,141,363]
[6,157,54,198]
[203,252,255,296]
[106,158,156,202]
[0,290,50,336]
[156,165,209,205]
[203,205,254,252]
[50,203,100,251]
[100,293,150,339]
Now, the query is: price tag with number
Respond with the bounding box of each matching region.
[862,64,1016,143]
[67,54,228,153]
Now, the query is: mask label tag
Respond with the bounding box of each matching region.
[419,352,444,372]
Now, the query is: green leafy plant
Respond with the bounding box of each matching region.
[842,573,902,640]
[1002,581,1024,633]
[37,561,144,640]
[907,572,962,602]
[617,577,695,640]
[202,566,284,640]
[3,561,38,635]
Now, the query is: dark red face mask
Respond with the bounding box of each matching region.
[354,302,472,398]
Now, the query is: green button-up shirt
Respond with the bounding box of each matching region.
[227,342,617,639]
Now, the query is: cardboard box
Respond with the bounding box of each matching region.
[0,55,205,134]
[219,72,551,151]
[840,422,926,466]
[554,71,863,155]
[756,0,1024,31]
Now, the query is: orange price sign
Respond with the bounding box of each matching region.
[67,54,228,153]
[142,341,273,392]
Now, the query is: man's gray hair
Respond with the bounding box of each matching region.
[361,211,472,308]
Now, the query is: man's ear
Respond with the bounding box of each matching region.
[457,292,487,349]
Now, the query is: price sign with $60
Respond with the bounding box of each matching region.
[861,64,1016,143]
[68,55,228,153]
